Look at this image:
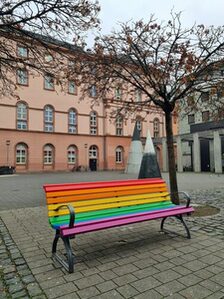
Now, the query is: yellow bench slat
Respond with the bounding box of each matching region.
[47,192,170,211]
[48,196,170,217]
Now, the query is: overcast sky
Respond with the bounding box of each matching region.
[87,0,224,45]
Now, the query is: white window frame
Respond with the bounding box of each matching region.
[67,146,76,164]
[90,111,97,135]
[44,145,53,164]
[44,74,54,90]
[68,80,76,94]
[17,103,27,130]
[17,45,28,58]
[116,116,123,136]
[17,69,28,85]
[44,106,54,132]
[68,109,77,134]
[115,146,123,163]
[16,144,27,164]
[89,145,98,158]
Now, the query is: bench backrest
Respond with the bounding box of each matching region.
[44,178,172,229]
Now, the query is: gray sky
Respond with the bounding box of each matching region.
[87,0,224,45]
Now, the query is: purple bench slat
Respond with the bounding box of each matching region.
[61,206,194,237]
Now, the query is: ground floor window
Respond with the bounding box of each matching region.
[115,146,124,163]
[44,144,54,164]
[16,143,27,164]
[67,145,77,164]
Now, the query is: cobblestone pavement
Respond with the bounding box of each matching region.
[0,173,224,298]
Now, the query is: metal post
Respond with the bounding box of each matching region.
[84,143,88,171]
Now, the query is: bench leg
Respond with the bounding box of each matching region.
[160,215,191,239]
[52,230,74,273]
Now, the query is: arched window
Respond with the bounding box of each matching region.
[16,102,28,130]
[153,118,160,138]
[136,118,142,135]
[116,115,123,136]
[43,144,54,164]
[67,145,77,164]
[115,146,124,163]
[68,109,77,134]
[90,111,97,135]
[16,143,27,164]
[44,105,54,132]
[89,145,98,158]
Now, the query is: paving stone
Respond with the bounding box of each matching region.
[92,289,124,299]
[133,289,162,299]
[98,269,117,280]
[40,277,66,290]
[210,272,224,286]
[77,286,100,299]
[96,280,117,293]
[112,264,139,276]
[153,269,181,283]
[131,276,161,292]
[199,279,223,292]
[116,284,139,298]
[178,273,203,287]
[74,273,104,289]
[156,280,185,296]
[113,273,137,286]
[44,282,78,299]
[183,260,208,271]
[179,284,213,298]
[205,291,224,299]
[133,266,159,279]
[27,282,43,297]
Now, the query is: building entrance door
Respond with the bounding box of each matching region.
[89,158,97,171]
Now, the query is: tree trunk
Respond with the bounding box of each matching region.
[165,111,179,204]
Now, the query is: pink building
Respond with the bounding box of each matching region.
[0,43,177,173]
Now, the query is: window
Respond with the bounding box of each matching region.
[89,145,98,158]
[116,116,123,136]
[17,69,28,85]
[67,146,77,164]
[201,92,209,102]
[44,53,53,62]
[90,111,97,135]
[115,86,122,99]
[188,114,195,124]
[43,144,54,164]
[90,85,97,97]
[136,119,142,135]
[44,74,54,90]
[153,118,160,137]
[115,146,124,163]
[16,143,27,164]
[68,80,77,94]
[135,89,142,102]
[44,105,54,132]
[17,102,27,130]
[202,110,210,122]
[68,109,77,133]
[17,45,28,58]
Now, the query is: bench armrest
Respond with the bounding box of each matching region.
[54,204,75,228]
[168,191,191,208]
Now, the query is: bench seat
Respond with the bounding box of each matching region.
[44,178,194,273]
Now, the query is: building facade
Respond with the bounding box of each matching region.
[0,44,176,172]
[177,91,224,173]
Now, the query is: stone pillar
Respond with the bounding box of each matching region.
[176,136,183,172]
[193,133,201,172]
[214,131,222,173]
[209,140,215,172]
[162,138,168,172]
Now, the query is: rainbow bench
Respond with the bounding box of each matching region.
[44,178,194,273]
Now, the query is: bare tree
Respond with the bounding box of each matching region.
[77,12,224,204]
[0,0,100,96]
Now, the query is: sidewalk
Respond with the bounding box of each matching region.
[0,183,224,298]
